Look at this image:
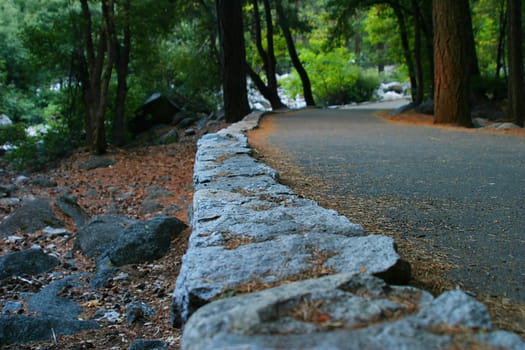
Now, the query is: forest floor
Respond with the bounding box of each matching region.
[0,123,228,350]
[1,110,524,349]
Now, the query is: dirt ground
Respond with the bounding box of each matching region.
[0,123,230,349]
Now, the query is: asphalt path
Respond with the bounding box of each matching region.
[251,105,525,302]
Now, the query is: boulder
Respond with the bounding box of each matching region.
[80,156,116,170]
[76,215,136,258]
[0,274,99,346]
[126,301,155,324]
[0,248,59,279]
[90,256,118,289]
[128,339,168,350]
[496,122,521,130]
[0,315,98,346]
[30,176,58,188]
[55,193,90,227]
[132,93,180,134]
[415,99,434,115]
[0,198,64,237]
[156,129,179,145]
[81,215,186,286]
[472,117,490,128]
[182,274,525,350]
[105,215,186,266]
[27,275,87,318]
[179,117,199,129]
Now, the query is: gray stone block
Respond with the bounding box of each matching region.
[182,274,524,350]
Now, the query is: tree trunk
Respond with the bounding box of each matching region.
[432,0,472,127]
[216,0,251,122]
[392,6,418,104]
[112,0,131,147]
[274,0,315,106]
[507,0,525,126]
[495,0,507,78]
[246,65,285,109]
[462,0,480,78]
[248,0,286,110]
[411,0,424,105]
[79,0,114,154]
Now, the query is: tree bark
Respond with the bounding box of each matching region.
[248,0,286,110]
[432,0,472,127]
[111,0,131,147]
[274,0,315,106]
[392,6,418,104]
[79,0,114,154]
[495,0,507,78]
[461,0,480,78]
[216,0,251,122]
[411,0,424,105]
[507,0,525,126]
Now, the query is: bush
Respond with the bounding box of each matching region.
[0,124,27,145]
[471,75,507,101]
[2,116,79,171]
[280,48,380,106]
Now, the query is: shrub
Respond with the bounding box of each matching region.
[280,47,380,106]
[2,112,80,171]
[0,123,27,145]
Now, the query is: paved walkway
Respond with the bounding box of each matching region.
[250,106,525,301]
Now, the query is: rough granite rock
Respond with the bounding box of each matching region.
[105,215,186,266]
[0,248,59,279]
[126,301,156,324]
[0,275,98,346]
[182,274,525,350]
[76,214,136,258]
[174,111,524,348]
[55,193,90,227]
[0,198,64,237]
[171,113,409,327]
[80,156,116,170]
[27,275,87,318]
[128,339,168,350]
[0,315,98,346]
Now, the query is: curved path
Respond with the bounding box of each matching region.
[249,106,525,302]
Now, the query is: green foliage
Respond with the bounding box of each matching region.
[281,47,380,105]
[0,124,27,145]
[5,122,79,171]
[471,0,503,76]
[361,5,403,68]
[128,2,220,117]
[471,75,507,101]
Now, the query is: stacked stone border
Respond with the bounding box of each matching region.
[172,112,524,350]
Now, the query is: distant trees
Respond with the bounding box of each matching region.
[2,0,525,167]
[246,0,287,110]
[274,0,315,106]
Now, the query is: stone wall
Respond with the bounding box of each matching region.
[172,112,524,349]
